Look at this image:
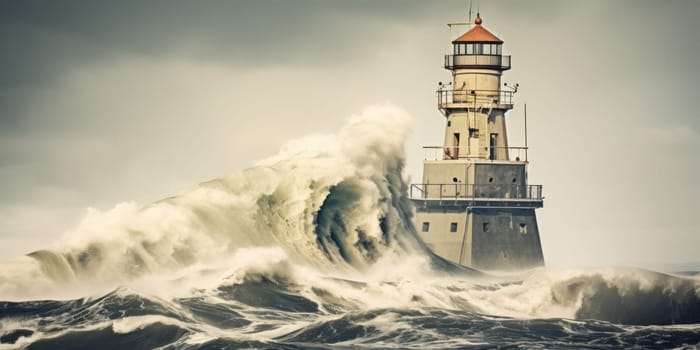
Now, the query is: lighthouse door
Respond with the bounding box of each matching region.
[489,133,497,160]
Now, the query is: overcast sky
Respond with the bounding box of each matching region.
[1,0,698,269]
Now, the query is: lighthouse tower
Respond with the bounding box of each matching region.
[410,14,545,270]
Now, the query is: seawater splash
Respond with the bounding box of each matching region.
[0,104,444,300]
[1,105,700,349]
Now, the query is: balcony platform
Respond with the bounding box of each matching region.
[411,197,543,210]
[436,88,515,114]
[409,183,544,210]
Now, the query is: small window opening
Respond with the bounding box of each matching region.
[422,222,430,232]
[453,133,460,159]
[450,222,458,232]
[483,222,490,232]
[488,177,494,183]
[519,223,527,234]
[452,177,459,183]
[489,133,497,160]
[469,128,479,138]
[512,177,517,183]
[447,120,452,127]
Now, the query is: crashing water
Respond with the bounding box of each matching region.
[1,105,699,349]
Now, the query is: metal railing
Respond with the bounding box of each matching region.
[410,183,543,201]
[437,89,514,109]
[423,146,528,162]
[444,54,511,70]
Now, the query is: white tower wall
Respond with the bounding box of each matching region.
[452,69,502,95]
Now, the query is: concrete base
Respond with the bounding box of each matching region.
[414,205,544,270]
[469,207,544,270]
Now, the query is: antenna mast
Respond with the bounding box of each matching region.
[524,103,529,161]
[448,2,473,40]
[468,0,473,23]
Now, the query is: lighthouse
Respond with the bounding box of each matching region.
[411,14,545,270]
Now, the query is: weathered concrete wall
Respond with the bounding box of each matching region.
[415,209,468,263]
[469,208,544,270]
[413,205,544,270]
[443,111,488,159]
[473,163,527,198]
[422,161,469,198]
[442,110,509,161]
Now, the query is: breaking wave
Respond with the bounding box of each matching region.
[1,105,699,348]
[0,105,457,300]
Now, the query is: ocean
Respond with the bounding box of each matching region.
[1,106,699,349]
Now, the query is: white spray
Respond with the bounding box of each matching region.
[0,104,427,300]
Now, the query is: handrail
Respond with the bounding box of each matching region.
[437,89,514,109]
[422,146,528,162]
[410,183,543,201]
[445,54,511,70]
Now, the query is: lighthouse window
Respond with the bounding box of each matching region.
[519,223,528,234]
[422,222,430,232]
[466,44,474,54]
[450,222,458,232]
[483,44,492,55]
[496,45,502,55]
[483,222,490,232]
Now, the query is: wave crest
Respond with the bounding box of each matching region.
[0,104,428,300]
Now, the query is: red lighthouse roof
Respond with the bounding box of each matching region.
[452,15,503,43]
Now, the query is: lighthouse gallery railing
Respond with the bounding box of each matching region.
[422,146,528,162]
[437,89,514,109]
[409,183,543,202]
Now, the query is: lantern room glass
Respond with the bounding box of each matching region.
[454,43,502,56]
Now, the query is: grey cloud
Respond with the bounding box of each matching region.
[0,0,442,135]
[0,1,432,77]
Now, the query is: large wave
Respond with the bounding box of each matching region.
[0,105,457,300]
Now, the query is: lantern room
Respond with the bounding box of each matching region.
[445,14,510,71]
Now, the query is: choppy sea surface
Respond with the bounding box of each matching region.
[1,106,699,349]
